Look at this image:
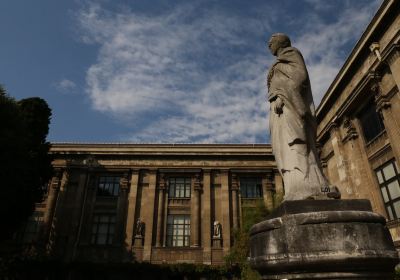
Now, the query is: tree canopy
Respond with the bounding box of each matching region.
[0,85,53,242]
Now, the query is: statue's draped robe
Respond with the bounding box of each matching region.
[268,47,329,200]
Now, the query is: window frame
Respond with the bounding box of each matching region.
[358,99,385,143]
[97,176,121,197]
[21,212,44,243]
[168,177,191,199]
[376,160,400,221]
[91,214,116,245]
[240,177,263,198]
[166,214,191,247]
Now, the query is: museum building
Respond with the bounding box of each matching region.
[19,0,400,264]
[316,0,400,246]
[23,144,280,264]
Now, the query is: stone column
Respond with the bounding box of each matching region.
[156,173,166,247]
[386,46,400,90]
[42,169,63,244]
[230,174,239,230]
[220,170,231,253]
[374,80,400,166]
[162,179,169,247]
[263,172,275,211]
[125,170,139,251]
[202,170,212,264]
[142,170,157,262]
[191,173,202,247]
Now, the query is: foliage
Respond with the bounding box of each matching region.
[0,85,53,242]
[0,259,237,280]
[395,267,400,280]
[224,199,270,280]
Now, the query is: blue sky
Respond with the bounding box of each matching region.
[0,0,381,143]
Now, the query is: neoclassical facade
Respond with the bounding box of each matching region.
[18,0,400,265]
[317,0,400,246]
[23,144,281,264]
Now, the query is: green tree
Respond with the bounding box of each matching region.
[225,200,269,280]
[0,85,53,242]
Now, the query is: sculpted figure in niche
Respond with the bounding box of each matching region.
[267,33,340,200]
[213,221,221,238]
[135,218,144,237]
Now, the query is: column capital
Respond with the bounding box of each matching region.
[120,172,130,191]
[158,173,167,190]
[327,116,340,135]
[130,169,140,175]
[202,169,212,175]
[194,173,202,191]
[341,117,358,143]
[385,44,400,67]
[376,94,392,112]
[231,173,240,191]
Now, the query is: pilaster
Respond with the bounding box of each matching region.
[220,169,231,253]
[374,78,400,168]
[191,173,202,247]
[125,170,140,253]
[230,174,239,230]
[156,173,166,247]
[142,170,157,262]
[201,169,212,264]
[386,45,400,90]
[263,171,275,211]
[42,169,62,245]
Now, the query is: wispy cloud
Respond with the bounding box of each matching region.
[296,0,381,104]
[77,0,379,143]
[55,78,77,93]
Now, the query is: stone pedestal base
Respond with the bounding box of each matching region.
[249,200,399,279]
[212,237,222,248]
[133,235,143,247]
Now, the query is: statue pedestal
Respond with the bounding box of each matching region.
[132,235,144,262]
[133,235,143,247]
[249,200,399,279]
[212,237,222,248]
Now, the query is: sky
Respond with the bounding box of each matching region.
[0,0,381,143]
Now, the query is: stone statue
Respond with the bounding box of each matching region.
[213,221,221,238]
[135,218,143,237]
[267,33,340,200]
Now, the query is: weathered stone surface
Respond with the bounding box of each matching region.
[249,200,399,279]
[266,199,372,219]
[267,33,338,201]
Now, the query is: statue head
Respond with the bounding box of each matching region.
[268,33,291,56]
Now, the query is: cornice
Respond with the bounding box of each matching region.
[50,143,273,156]
[317,0,397,118]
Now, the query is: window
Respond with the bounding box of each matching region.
[91,214,116,245]
[376,160,400,220]
[22,212,44,243]
[97,176,120,197]
[166,215,190,247]
[358,99,385,142]
[168,177,191,198]
[240,177,263,198]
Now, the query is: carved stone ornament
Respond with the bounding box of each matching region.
[194,173,202,191]
[231,173,239,191]
[159,173,166,190]
[341,117,358,143]
[135,218,144,237]
[120,173,130,190]
[213,221,222,238]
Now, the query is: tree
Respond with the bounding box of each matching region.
[224,200,269,280]
[0,85,53,242]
